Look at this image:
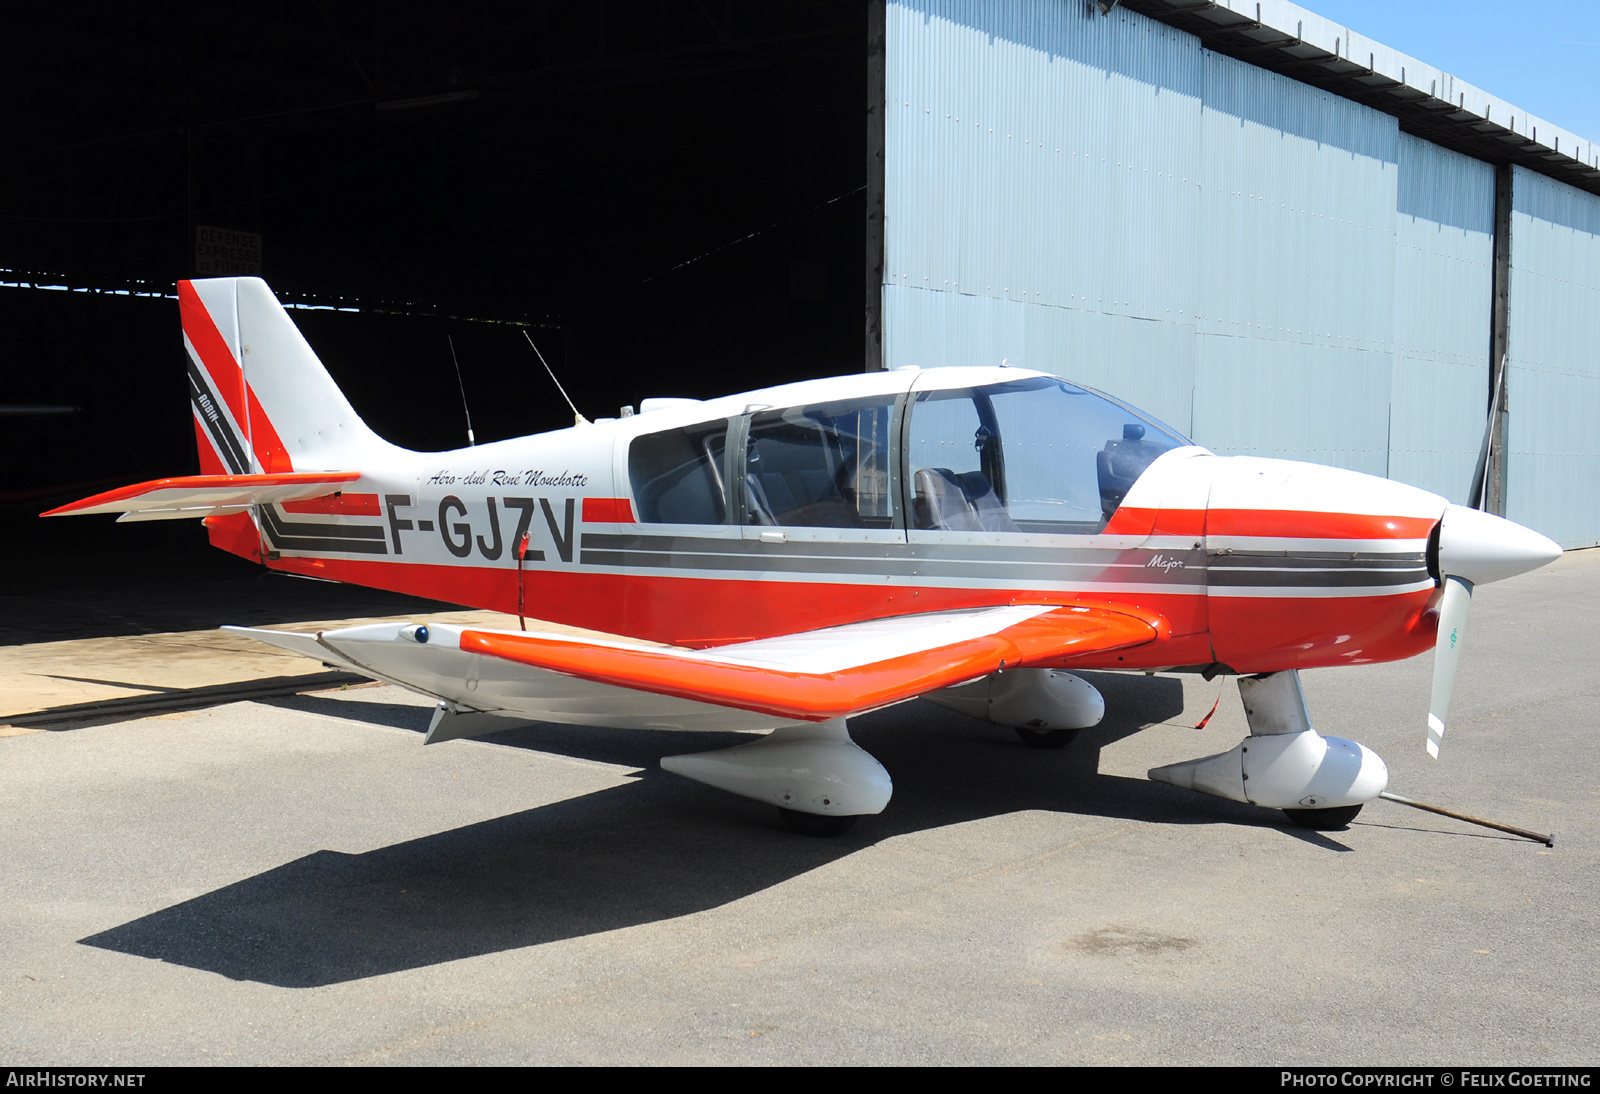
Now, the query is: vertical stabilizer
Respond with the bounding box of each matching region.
[181,277,398,475]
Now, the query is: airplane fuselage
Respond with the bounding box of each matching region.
[212,365,1445,675]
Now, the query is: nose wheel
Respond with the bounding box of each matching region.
[1283,804,1362,830]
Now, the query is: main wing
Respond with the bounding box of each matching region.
[230,603,1162,736]
[42,472,358,522]
[461,603,1157,721]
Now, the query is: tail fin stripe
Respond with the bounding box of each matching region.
[178,282,250,437]
[180,280,300,474]
[187,358,250,475]
[179,277,391,478]
[191,417,228,477]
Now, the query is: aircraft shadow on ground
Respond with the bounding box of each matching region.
[80,672,1288,988]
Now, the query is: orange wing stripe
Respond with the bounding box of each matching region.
[460,607,1157,722]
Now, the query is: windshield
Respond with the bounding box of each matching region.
[906,376,1188,534]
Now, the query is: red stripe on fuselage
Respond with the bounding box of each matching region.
[1207,509,1435,540]
[283,492,382,516]
[259,502,1439,672]
[266,553,1215,667]
[1153,508,1208,538]
[1102,506,1155,536]
[1113,507,1433,541]
[582,497,634,523]
[265,550,1434,671]
[1103,506,1209,538]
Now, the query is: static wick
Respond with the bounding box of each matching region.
[523,330,589,426]
[1379,790,1553,847]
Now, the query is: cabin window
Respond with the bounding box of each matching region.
[743,397,895,528]
[628,420,729,524]
[906,377,1186,534]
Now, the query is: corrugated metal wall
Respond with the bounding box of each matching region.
[1390,135,1496,503]
[882,0,1205,433]
[1192,48,1398,478]
[1505,167,1600,548]
[883,0,1599,544]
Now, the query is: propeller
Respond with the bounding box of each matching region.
[1426,357,1561,757]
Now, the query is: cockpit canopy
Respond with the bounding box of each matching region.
[629,374,1189,533]
[906,376,1187,532]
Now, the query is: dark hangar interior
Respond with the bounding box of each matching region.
[2,2,870,555]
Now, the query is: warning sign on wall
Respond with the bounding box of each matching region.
[195,226,262,276]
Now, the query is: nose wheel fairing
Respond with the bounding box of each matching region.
[1148,669,1389,817]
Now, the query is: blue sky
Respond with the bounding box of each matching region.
[1302,1,1600,142]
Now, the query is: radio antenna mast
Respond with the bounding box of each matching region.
[523,330,590,426]
[447,334,475,446]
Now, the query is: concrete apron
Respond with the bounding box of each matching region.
[0,610,632,730]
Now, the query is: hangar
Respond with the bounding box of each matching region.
[874,0,1600,547]
[5,0,1599,556]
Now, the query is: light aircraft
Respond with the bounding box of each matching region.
[46,277,1563,836]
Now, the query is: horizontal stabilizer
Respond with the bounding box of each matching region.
[42,472,360,520]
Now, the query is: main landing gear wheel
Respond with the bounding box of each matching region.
[778,807,858,837]
[1013,725,1081,750]
[1283,804,1363,830]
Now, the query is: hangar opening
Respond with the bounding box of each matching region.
[2,1,870,562]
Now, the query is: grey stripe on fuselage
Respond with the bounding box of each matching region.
[260,505,389,555]
[1211,552,1426,570]
[581,532,1134,564]
[1209,551,1427,588]
[576,548,1209,585]
[577,532,1425,592]
[1207,566,1428,589]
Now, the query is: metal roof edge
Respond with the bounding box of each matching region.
[1117,0,1600,196]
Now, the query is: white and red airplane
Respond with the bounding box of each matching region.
[46,277,1562,835]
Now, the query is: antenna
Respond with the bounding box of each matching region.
[447,334,475,446]
[523,330,590,426]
